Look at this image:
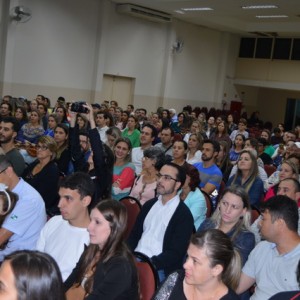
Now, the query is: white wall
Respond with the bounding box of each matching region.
[0,0,240,114]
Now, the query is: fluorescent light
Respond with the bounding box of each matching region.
[174,10,185,14]
[182,7,213,11]
[242,5,278,9]
[256,15,288,18]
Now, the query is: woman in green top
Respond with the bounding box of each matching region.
[122,116,140,148]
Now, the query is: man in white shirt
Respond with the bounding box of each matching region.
[36,172,94,281]
[128,163,194,282]
[132,124,157,175]
[95,112,110,143]
[237,195,300,299]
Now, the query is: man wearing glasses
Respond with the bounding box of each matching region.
[128,163,194,282]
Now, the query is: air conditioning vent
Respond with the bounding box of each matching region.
[116,4,172,23]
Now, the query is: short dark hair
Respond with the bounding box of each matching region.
[279,178,300,193]
[161,126,174,137]
[260,195,299,232]
[257,137,267,146]
[203,139,220,153]
[139,108,147,115]
[163,162,186,189]
[142,123,157,138]
[59,172,95,199]
[1,117,20,132]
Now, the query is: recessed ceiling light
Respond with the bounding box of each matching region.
[242,5,278,9]
[256,15,288,18]
[182,7,213,11]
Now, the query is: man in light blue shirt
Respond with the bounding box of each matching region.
[0,155,46,261]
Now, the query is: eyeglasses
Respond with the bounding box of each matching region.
[157,173,177,182]
[0,168,7,174]
[36,145,48,151]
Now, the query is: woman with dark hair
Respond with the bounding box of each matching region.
[54,124,71,176]
[210,121,232,148]
[171,112,188,135]
[45,113,59,137]
[65,200,139,299]
[56,106,69,125]
[260,129,275,157]
[129,147,165,205]
[112,137,135,200]
[22,136,60,214]
[0,250,65,300]
[76,114,90,131]
[115,107,123,130]
[227,150,264,207]
[227,114,237,134]
[14,106,28,127]
[162,109,171,123]
[172,140,189,168]
[153,229,241,300]
[120,111,130,130]
[198,186,255,265]
[122,116,140,148]
[216,141,233,183]
[229,134,245,164]
[179,164,206,229]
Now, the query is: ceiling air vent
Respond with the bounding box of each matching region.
[116,4,172,23]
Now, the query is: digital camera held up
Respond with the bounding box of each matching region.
[70,101,89,114]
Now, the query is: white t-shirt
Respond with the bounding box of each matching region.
[36,216,89,281]
[132,147,144,175]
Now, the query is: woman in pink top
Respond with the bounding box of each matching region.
[129,147,165,205]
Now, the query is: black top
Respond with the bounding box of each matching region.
[269,291,300,300]
[153,270,240,300]
[22,160,59,211]
[64,255,139,300]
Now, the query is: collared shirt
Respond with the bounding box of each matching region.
[135,195,180,257]
[97,126,109,143]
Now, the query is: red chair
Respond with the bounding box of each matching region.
[201,190,213,217]
[134,252,159,300]
[264,164,276,177]
[120,196,141,239]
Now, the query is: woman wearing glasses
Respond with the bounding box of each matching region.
[22,136,60,216]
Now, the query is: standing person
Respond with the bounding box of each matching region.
[37,172,93,281]
[186,133,203,164]
[0,156,46,261]
[153,229,241,300]
[198,186,255,265]
[0,117,25,176]
[122,115,140,148]
[237,196,300,299]
[128,163,194,282]
[132,124,157,175]
[0,250,65,300]
[112,138,135,200]
[227,150,264,207]
[65,200,139,300]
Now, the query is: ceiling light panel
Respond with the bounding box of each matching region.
[242,5,278,9]
[182,7,214,11]
[256,15,288,18]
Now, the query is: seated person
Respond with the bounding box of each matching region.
[128,163,194,282]
[36,172,93,281]
[65,200,139,299]
[237,196,300,299]
[0,155,46,261]
[153,229,240,300]
[198,186,255,266]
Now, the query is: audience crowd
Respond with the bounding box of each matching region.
[0,94,299,299]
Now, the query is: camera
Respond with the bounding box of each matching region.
[70,101,89,114]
